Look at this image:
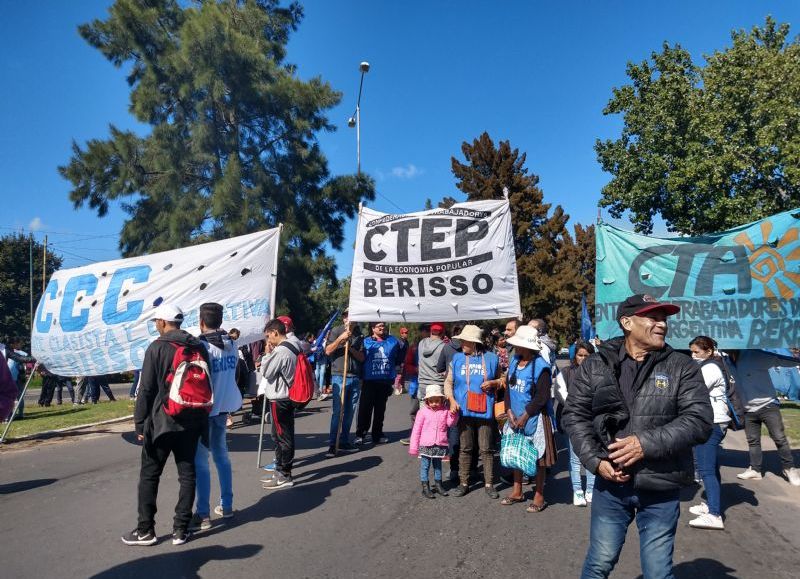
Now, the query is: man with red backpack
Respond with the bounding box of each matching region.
[122,304,212,547]
[260,318,312,489]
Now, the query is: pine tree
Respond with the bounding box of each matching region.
[451,132,576,340]
[58,0,374,332]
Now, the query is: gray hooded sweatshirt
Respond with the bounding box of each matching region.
[417,337,446,387]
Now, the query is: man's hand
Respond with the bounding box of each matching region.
[137,434,144,442]
[340,329,352,343]
[597,459,630,483]
[479,380,495,393]
[608,435,644,468]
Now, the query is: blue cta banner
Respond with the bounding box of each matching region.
[595,209,800,349]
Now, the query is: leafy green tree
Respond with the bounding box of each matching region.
[450,132,579,340]
[59,0,374,332]
[0,234,62,346]
[596,17,800,235]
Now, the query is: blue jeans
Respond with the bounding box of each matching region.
[581,479,680,579]
[694,424,726,516]
[315,360,328,391]
[570,440,596,493]
[420,456,443,482]
[329,376,360,446]
[194,414,233,517]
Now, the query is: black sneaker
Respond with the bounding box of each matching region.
[326,446,337,458]
[172,529,191,545]
[121,528,157,546]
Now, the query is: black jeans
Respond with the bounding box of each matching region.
[744,404,796,471]
[137,429,201,533]
[271,399,296,476]
[356,380,392,439]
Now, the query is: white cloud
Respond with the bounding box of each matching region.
[391,164,422,179]
[29,217,46,231]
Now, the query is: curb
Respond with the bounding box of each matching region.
[2,414,134,443]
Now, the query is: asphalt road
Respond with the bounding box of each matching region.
[1,394,799,579]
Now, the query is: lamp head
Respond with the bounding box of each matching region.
[347,117,356,128]
[359,61,370,73]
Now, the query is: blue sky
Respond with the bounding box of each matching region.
[2,1,798,273]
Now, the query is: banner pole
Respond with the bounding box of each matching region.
[334,341,350,454]
[1,361,40,444]
[270,224,283,320]
[256,392,269,469]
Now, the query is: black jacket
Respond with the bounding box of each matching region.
[562,336,712,491]
[134,329,210,442]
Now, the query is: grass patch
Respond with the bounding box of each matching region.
[3,399,134,440]
[780,402,800,447]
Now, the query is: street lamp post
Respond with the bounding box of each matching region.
[348,61,370,177]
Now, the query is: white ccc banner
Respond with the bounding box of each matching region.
[32,228,280,376]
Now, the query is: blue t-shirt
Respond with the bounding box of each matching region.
[363,335,400,382]
[507,356,549,435]
[451,351,500,420]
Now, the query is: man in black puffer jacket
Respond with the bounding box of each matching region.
[563,294,712,579]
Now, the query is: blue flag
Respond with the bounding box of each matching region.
[581,293,596,342]
[310,308,341,364]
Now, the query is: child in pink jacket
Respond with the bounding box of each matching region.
[409,384,458,498]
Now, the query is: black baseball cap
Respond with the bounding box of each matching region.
[616,294,680,322]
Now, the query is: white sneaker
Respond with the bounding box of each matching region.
[573,490,587,507]
[689,502,709,516]
[784,467,800,486]
[585,491,593,504]
[689,513,724,530]
[737,467,763,480]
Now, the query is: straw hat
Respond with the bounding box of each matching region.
[424,384,445,399]
[506,325,543,351]
[453,324,483,344]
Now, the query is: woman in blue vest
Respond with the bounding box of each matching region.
[444,325,502,498]
[500,325,556,512]
[356,321,401,445]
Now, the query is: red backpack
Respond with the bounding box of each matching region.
[163,342,214,417]
[279,342,315,409]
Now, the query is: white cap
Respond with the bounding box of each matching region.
[150,303,184,323]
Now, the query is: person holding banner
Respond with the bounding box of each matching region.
[355,322,401,446]
[444,325,502,499]
[325,311,364,456]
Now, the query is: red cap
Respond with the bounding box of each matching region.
[277,315,293,330]
[430,322,445,334]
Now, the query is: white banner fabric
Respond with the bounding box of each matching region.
[348,199,521,322]
[31,228,280,376]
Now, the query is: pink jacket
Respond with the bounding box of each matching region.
[409,403,458,455]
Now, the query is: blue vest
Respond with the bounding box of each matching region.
[452,351,499,420]
[363,335,400,381]
[507,356,550,435]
